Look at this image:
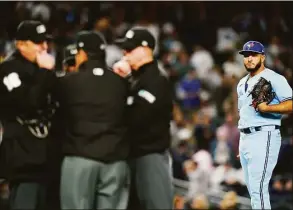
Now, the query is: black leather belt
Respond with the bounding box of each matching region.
[240,125,280,134]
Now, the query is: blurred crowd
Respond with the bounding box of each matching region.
[0,2,292,210]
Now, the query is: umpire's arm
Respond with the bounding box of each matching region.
[128,78,171,126]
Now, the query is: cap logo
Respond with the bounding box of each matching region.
[126,30,134,39]
[78,42,84,48]
[142,41,148,46]
[36,25,46,34]
[100,44,106,50]
[247,42,254,49]
[70,49,78,55]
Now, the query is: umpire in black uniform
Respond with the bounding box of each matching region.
[114,29,174,209]
[57,31,130,209]
[0,20,57,210]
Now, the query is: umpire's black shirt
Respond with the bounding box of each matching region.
[56,58,129,163]
[126,60,173,158]
[0,50,55,181]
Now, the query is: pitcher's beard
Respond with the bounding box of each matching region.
[245,61,261,73]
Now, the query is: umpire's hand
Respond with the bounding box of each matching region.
[36,51,55,70]
[113,59,131,78]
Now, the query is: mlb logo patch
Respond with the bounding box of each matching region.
[93,68,104,76]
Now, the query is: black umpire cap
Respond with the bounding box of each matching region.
[115,28,155,51]
[75,31,106,56]
[63,44,78,66]
[15,20,52,43]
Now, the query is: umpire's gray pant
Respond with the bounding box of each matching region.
[9,182,46,210]
[129,152,174,209]
[60,156,130,210]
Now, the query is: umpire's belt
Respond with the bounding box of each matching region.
[240,125,280,134]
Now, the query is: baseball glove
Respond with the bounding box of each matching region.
[248,77,276,111]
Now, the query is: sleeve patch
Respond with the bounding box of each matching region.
[3,72,22,91]
[138,89,156,104]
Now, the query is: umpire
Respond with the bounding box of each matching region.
[57,31,130,209]
[114,29,174,209]
[0,20,56,210]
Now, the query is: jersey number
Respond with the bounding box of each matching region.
[3,72,22,91]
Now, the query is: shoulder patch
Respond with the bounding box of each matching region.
[138,89,156,104]
[93,68,104,76]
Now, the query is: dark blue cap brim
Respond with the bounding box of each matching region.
[239,50,264,55]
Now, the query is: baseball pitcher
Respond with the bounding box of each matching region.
[237,41,293,209]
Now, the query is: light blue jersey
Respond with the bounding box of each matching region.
[237,68,292,129]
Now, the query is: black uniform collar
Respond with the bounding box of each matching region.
[78,59,106,72]
[9,50,39,72]
[12,50,37,65]
[131,60,156,78]
[12,50,24,59]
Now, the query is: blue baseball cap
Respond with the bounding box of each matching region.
[239,41,265,55]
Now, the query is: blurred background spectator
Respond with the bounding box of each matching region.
[183,159,209,202]
[0,1,292,210]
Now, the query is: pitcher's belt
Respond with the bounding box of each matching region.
[240,125,280,134]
